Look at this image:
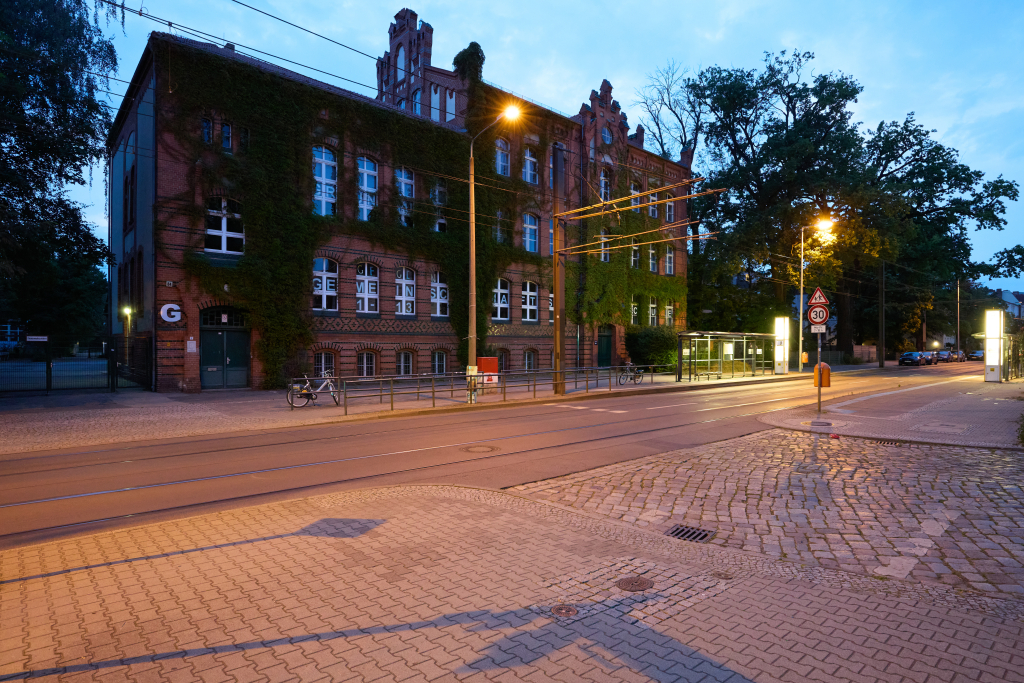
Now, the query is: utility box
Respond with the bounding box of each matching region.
[814,362,831,387]
[478,356,500,386]
[774,317,790,375]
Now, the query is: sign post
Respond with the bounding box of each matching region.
[807,289,831,415]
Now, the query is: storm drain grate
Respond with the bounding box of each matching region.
[665,524,715,543]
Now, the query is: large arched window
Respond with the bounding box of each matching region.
[522,148,538,184]
[601,126,613,145]
[395,168,414,224]
[492,278,510,321]
[495,138,510,176]
[430,84,441,122]
[599,230,610,263]
[356,263,379,313]
[357,351,376,377]
[314,351,335,378]
[313,146,337,216]
[523,213,539,252]
[396,267,416,315]
[357,157,377,221]
[431,272,449,317]
[600,170,611,202]
[205,198,244,254]
[412,89,421,115]
[395,44,405,82]
[123,132,137,233]
[522,281,538,321]
[313,257,339,311]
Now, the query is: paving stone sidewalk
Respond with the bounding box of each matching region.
[512,429,1024,597]
[4,484,1024,683]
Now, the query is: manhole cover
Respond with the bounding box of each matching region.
[616,576,654,592]
[460,445,498,453]
[709,570,733,580]
[550,604,578,617]
[665,524,715,543]
[810,421,832,427]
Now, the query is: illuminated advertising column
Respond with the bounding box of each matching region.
[774,317,790,375]
[984,309,1003,382]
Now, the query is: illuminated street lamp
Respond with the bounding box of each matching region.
[467,105,519,400]
[798,218,834,372]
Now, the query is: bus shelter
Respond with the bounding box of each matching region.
[676,331,777,382]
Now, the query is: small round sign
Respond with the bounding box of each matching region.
[808,305,829,324]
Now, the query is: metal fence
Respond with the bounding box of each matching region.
[289,364,680,413]
[0,337,152,394]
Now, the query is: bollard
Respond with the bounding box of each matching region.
[432,377,435,408]
[390,378,394,410]
[343,381,347,415]
[585,368,589,393]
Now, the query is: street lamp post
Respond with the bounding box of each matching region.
[467,105,519,399]
[798,218,833,372]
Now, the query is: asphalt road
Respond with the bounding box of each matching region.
[0,362,981,549]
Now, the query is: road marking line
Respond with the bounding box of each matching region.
[694,397,788,411]
[646,403,696,410]
[608,410,627,413]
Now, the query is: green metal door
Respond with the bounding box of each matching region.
[200,330,225,389]
[224,330,250,388]
[597,326,613,367]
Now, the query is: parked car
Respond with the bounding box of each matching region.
[969,350,984,361]
[899,352,927,366]
[953,350,966,362]
[936,350,951,362]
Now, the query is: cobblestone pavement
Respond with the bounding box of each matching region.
[4,485,1024,683]
[512,429,1024,597]
[758,378,1024,448]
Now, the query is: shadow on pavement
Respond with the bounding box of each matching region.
[0,596,751,682]
[0,518,385,586]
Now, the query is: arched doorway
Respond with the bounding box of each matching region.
[597,325,614,367]
[200,307,250,389]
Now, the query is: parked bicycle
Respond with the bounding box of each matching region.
[287,372,340,408]
[617,363,644,385]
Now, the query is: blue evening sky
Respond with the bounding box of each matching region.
[73,0,1024,291]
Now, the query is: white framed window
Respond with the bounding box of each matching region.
[549,219,554,254]
[358,157,377,221]
[666,197,675,223]
[431,350,446,374]
[589,138,595,161]
[631,238,640,268]
[648,192,658,218]
[395,44,405,82]
[221,122,232,151]
[313,257,339,311]
[601,126,612,144]
[496,138,510,176]
[395,267,416,315]
[523,148,538,184]
[431,272,449,317]
[395,167,414,224]
[666,246,675,275]
[493,209,510,244]
[524,349,537,371]
[357,351,376,377]
[523,213,538,252]
[314,351,334,378]
[412,89,421,115]
[446,89,455,122]
[522,281,539,321]
[665,303,674,327]
[356,262,379,313]
[548,292,554,324]
[397,350,413,376]
[492,278,510,321]
[649,296,658,326]
[631,296,639,324]
[201,118,212,144]
[649,245,658,273]
[600,170,610,202]
[204,198,244,254]
[631,183,641,213]
[600,230,610,262]
[431,181,446,232]
[313,146,337,216]
[497,349,510,372]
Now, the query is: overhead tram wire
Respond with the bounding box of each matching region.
[556,218,700,254]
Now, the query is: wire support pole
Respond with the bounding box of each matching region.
[799,223,805,374]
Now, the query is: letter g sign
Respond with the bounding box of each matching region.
[160,303,182,322]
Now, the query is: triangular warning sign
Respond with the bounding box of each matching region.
[807,287,829,306]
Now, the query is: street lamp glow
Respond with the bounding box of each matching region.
[123,307,131,316]
[502,105,520,121]
[816,218,834,232]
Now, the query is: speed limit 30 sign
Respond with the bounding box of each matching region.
[808,305,829,325]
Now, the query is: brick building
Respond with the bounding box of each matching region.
[107,8,692,392]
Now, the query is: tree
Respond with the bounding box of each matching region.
[0,0,119,336]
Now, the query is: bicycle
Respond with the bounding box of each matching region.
[287,372,341,408]
[617,363,644,385]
